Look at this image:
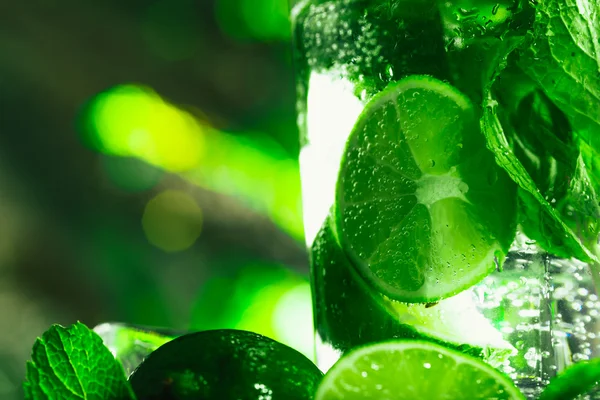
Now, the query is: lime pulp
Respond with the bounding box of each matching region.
[315,340,525,400]
[335,75,517,303]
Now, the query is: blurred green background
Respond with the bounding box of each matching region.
[0,1,310,398]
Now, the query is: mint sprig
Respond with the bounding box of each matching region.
[476,31,599,264]
[519,0,600,149]
[23,322,135,400]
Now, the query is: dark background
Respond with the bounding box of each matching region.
[0,1,309,398]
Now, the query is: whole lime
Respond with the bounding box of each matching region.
[129,329,323,399]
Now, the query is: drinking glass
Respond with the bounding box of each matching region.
[290,0,600,397]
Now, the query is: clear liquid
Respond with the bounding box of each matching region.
[294,0,600,397]
[311,231,600,398]
[298,44,600,400]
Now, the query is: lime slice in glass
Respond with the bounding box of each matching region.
[315,340,525,400]
[335,75,516,303]
[313,215,514,362]
[388,292,515,362]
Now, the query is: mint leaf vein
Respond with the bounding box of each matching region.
[23,322,135,400]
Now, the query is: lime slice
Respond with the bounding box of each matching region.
[335,75,516,303]
[313,215,514,362]
[315,340,525,400]
[312,215,419,353]
[388,292,515,361]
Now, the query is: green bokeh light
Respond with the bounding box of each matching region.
[272,282,313,358]
[101,156,164,192]
[82,84,303,240]
[215,0,290,41]
[86,85,205,172]
[185,132,304,240]
[190,264,314,360]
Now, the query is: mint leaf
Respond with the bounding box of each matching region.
[539,358,600,400]
[479,38,597,262]
[494,69,600,255]
[560,155,600,250]
[505,85,577,198]
[581,139,600,194]
[23,322,135,400]
[512,0,600,255]
[519,0,600,149]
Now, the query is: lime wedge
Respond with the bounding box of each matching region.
[315,340,525,400]
[335,75,516,303]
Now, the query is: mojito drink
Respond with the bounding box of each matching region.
[292,0,600,397]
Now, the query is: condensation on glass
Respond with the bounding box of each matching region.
[291,0,600,398]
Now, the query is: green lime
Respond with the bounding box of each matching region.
[128,329,323,400]
[335,75,516,303]
[315,340,525,400]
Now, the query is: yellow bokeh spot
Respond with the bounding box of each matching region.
[88,85,205,172]
[142,190,203,252]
